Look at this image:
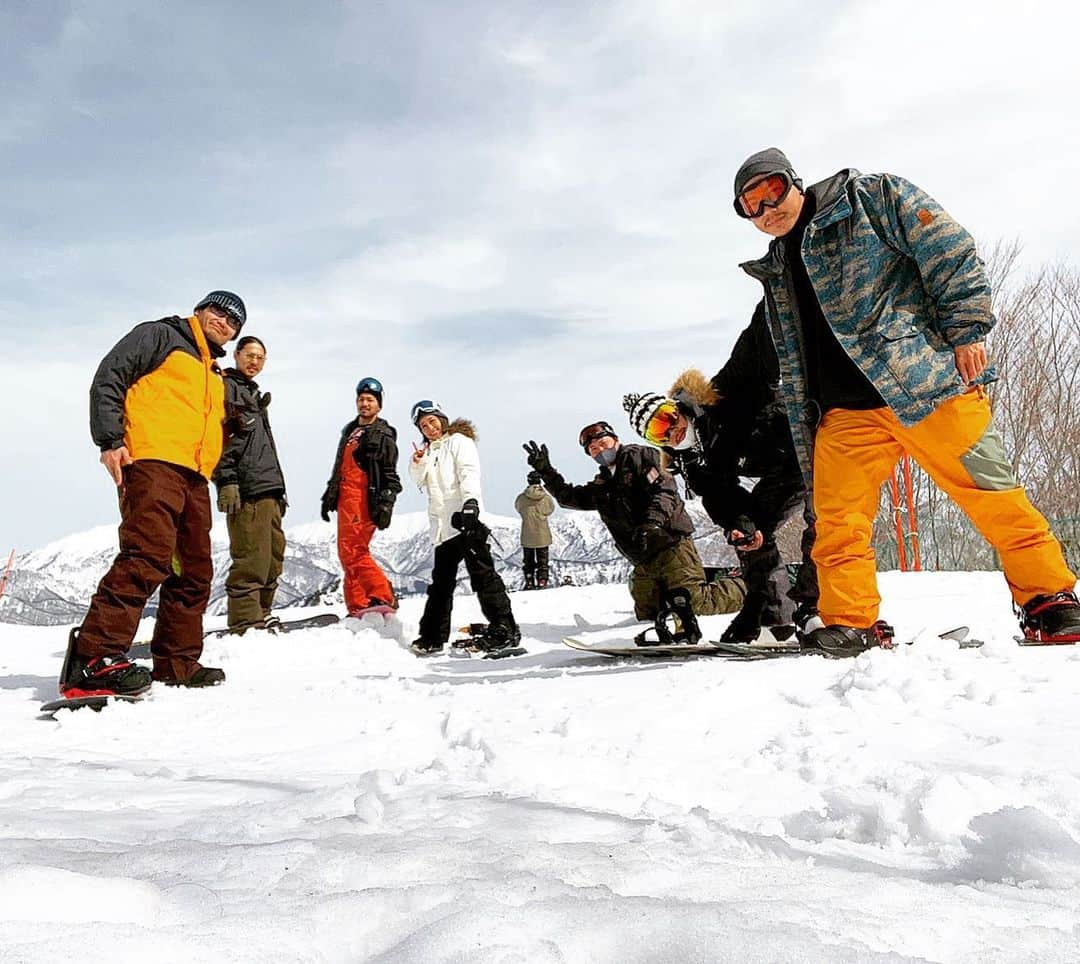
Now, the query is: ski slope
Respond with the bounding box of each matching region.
[2,571,1080,962]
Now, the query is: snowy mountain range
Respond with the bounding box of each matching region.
[0,504,741,626]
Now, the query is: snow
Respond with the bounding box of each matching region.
[2,571,1080,961]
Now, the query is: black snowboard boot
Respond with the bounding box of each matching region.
[475,622,522,658]
[411,637,445,657]
[657,587,702,645]
[720,592,766,643]
[1019,591,1080,642]
[806,620,894,658]
[523,575,536,591]
[163,665,226,688]
[60,628,152,698]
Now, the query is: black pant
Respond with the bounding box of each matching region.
[739,464,819,625]
[522,546,549,582]
[418,531,516,643]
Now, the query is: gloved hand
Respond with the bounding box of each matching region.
[726,515,759,550]
[451,497,481,534]
[522,441,552,474]
[217,484,241,516]
[371,501,393,530]
[634,523,668,559]
[320,490,335,523]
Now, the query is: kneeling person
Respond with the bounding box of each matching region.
[524,421,745,643]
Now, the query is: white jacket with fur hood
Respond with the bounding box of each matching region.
[408,419,486,547]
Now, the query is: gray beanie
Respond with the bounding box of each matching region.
[733,148,802,200]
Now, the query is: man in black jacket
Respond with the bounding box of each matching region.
[320,377,402,615]
[524,422,744,642]
[623,302,820,646]
[213,336,288,633]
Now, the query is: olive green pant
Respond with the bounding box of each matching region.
[225,496,286,629]
[629,537,746,620]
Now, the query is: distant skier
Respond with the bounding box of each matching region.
[734,146,1080,653]
[514,471,555,589]
[524,421,745,644]
[320,377,401,617]
[624,317,820,646]
[408,400,520,656]
[60,290,244,696]
[213,336,288,634]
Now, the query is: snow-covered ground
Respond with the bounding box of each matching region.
[2,571,1080,962]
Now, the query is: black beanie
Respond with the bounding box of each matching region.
[733,148,802,199]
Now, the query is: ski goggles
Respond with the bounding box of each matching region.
[579,420,616,451]
[410,399,444,424]
[734,171,793,219]
[641,400,681,445]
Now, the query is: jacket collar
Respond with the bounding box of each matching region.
[224,367,259,390]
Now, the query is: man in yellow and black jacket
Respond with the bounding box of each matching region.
[59,291,246,698]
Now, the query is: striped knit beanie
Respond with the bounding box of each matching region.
[622,392,669,440]
[195,290,246,330]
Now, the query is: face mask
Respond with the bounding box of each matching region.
[671,421,698,451]
[593,447,618,467]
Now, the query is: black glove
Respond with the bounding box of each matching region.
[726,515,758,549]
[320,490,334,523]
[634,523,669,559]
[371,501,393,530]
[451,498,481,534]
[523,441,552,474]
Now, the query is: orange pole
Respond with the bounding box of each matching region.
[901,455,921,571]
[889,467,908,571]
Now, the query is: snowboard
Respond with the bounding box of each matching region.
[40,693,143,716]
[130,613,343,656]
[1015,635,1080,647]
[563,626,982,660]
[204,613,341,639]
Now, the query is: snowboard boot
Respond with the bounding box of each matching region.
[474,622,523,658]
[523,575,537,591]
[410,637,445,657]
[793,602,826,642]
[806,620,894,658]
[657,587,702,645]
[60,628,152,698]
[537,578,549,589]
[162,665,226,688]
[1018,590,1080,642]
[720,592,766,644]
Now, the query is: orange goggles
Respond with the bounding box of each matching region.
[642,401,681,445]
[734,172,792,219]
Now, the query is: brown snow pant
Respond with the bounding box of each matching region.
[629,536,746,620]
[78,460,212,681]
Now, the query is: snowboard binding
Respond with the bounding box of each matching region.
[634,587,702,647]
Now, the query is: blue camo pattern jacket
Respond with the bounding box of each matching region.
[740,168,997,479]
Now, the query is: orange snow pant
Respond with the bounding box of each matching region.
[813,388,1075,627]
[337,461,394,614]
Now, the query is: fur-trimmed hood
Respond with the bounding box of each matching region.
[447,417,476,441]
[668,368,719,410]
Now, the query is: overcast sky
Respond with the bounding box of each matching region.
[2,0,1079,550]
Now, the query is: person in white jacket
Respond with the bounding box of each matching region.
[407,400,520,656]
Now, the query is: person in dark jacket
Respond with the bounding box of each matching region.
[213,336,288,634]
[320,377,401,616]
[524,422,744,642]
[60,290,244,697]
[623,313,820,647]
[514,471,555,589]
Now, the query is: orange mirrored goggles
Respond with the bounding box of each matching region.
[642,401,681,445]
[734,172,793,219]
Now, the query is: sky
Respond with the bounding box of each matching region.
[2,0,1079,550]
